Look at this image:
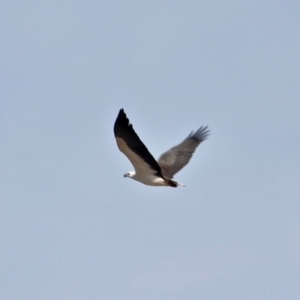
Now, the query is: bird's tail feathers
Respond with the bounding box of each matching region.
[167,180,186,188]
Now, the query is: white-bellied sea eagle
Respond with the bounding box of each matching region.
[114,108,209,187]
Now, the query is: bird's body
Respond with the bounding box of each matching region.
[114,109,209,187]
[125,171,169,187]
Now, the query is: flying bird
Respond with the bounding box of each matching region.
[114,109,209,187]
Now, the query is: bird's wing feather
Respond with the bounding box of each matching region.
[114,109,164,178]
[115,137,158,175]
[157,126,209,179]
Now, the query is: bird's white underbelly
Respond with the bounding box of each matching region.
[133,174,167,186]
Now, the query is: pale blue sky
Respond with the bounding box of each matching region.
[1,1,300,300]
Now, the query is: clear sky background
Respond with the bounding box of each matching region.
[1,1,299,300]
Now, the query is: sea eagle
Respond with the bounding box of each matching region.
[114,109,209,187]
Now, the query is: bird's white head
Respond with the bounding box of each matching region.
[123,171,135,179]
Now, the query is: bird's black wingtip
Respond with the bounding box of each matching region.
[114,108,130,136]
[117,108,125,116]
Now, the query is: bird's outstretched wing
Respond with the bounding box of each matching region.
[114,109,164,177]
[157,126,209,179]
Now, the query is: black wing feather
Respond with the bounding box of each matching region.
[114,109,164,178]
